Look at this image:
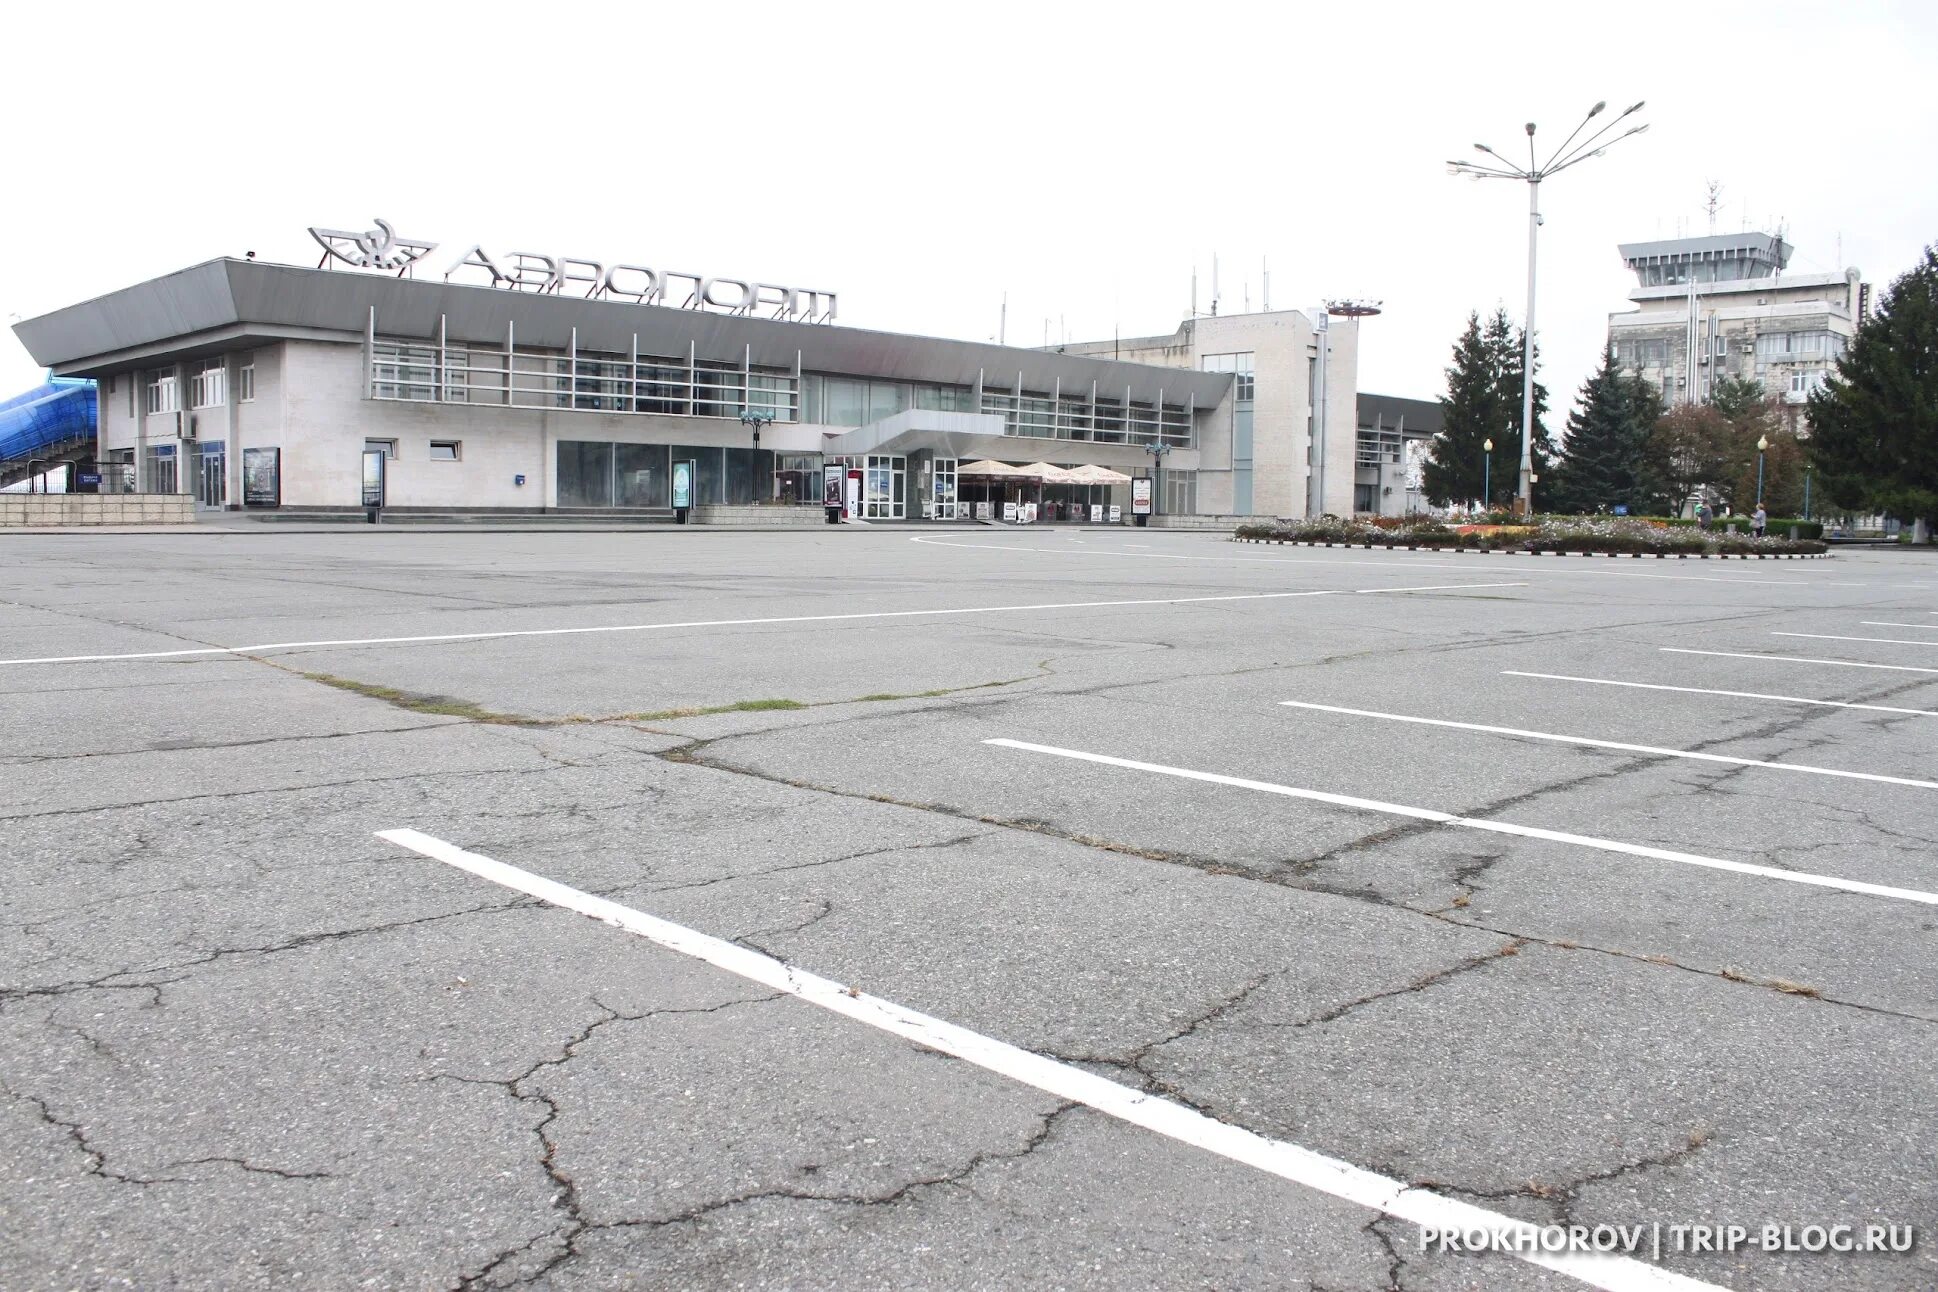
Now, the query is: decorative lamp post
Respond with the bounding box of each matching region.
[1145,439,1172,515]
[1483,437,1494,511]
[1755,434,1769,509]
[1803,464,1813,521]
[1448,100,1649,515]
[740,407,775,502]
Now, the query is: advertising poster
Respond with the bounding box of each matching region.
[1090,504,1103,523]
[1131,477,1153,516]
[672,459,695,509]
[360,449,385,508]
[824,465,844,507]
[1108,505,1122,523]
[243,447,281,507]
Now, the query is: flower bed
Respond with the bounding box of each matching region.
[1233,515,1828,558]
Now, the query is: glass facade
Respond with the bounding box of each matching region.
[557,441,780,508]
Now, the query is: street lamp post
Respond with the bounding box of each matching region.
[1482,437,1493,511]
[740,408,775,502]
[1755,434,1769,509]
[1449,101,1649,516]
[1145,440,1172,516]
[1803,464,1813,520]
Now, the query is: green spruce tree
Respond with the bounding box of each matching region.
[1549,345,1650,513]
[1422,312,1501,507]
[1808,244,1938,531]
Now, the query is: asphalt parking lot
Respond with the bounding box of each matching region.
[3,524,1935,1291]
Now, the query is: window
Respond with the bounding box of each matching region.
[146,372,179,415]
[189,358,226,409]
[1756,332,1832,358]
[363,438,398,459]
[239,361,256,402]
[1202,352,1255,401]
[429,440,461,461]
[1714,335,1729,356]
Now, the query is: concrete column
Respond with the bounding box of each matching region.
[175,361,192,497]
[134,369,149,493]
[227,353,243,508]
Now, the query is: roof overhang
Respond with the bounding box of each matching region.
[14,260,1236,409]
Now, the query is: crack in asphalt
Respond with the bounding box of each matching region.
[648,737,1938,1032]
[3,1086,184,1186]
[637,831,994,899]
[0,898,528,1010]
[438,996,1072,1290]
[1404,1126,1714,1227]
[170,1154,334,1181]
[1273,940,1526,1032]
[0,762,574,824]
[0,722,455,766]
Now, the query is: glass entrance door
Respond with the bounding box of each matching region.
[194,442,227,507]
[932,458,957,520]
[863,454,906,519]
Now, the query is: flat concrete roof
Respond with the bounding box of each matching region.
[12,260,1232,409]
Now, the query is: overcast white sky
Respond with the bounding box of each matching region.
[3,0,1934,416]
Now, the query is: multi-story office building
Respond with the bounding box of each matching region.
[1606,232,1867,429]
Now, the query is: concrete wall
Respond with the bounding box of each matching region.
[0,494,195,526]
[692,504,825,527]
[1147,513,1281,530]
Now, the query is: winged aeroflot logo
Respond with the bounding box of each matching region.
[308,218,439,272]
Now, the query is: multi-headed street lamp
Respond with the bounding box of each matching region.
[1449,100,1649,514]
[1145,439,1172,516]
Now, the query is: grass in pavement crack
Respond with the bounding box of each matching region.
[298,672,545,725]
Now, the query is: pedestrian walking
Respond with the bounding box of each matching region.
[1752,505,1767,539]
[1694,501,1711,531]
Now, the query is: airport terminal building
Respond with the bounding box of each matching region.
[12,223,1404,519]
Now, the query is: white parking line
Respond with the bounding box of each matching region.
[0,580,1526,667]
[984,740,1938,907]
[1860,622,1938,630]
[377,827,1722,1292]
[1276,699,1938,791]
[1661,648,1938,676]
[1502,671,1938,718]
[1773,632,1938,648]
[908,536,1812,585]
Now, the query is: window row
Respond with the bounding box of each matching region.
[1754,331,1846,359]
[977,383,1192,447]
[144,357,256,414]
[370,342,799,421]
